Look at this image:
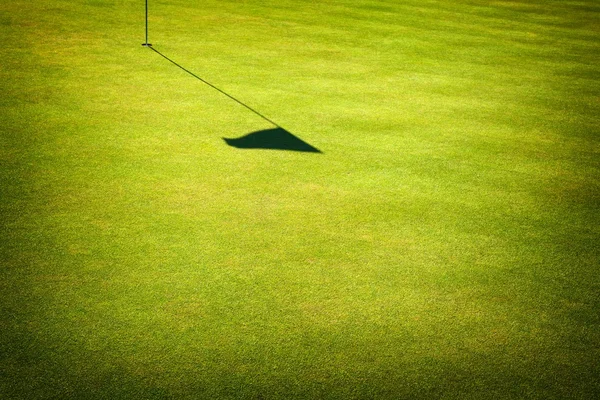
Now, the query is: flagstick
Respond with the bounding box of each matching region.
[142,0,152,46]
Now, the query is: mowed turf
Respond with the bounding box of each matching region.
[1,0,599,398]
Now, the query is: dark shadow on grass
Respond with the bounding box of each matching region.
[224,127,322,153]
[147,46,321,153]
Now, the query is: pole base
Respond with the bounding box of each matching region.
[142,43,152,47]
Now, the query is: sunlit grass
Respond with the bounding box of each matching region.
[1,0,599,398]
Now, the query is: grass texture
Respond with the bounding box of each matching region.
[1,0,599,398]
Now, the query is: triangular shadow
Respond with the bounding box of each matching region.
[224,128,322,153]
[146,47,322,154]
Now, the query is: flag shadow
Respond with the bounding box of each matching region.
[147,47,321,153]
[224,127,322,153]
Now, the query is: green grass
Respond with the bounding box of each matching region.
[1,0,599,398]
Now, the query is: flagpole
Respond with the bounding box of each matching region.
[142,0,152,46]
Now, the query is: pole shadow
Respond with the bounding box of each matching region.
[224,127,322,153]
[147,46,321,154]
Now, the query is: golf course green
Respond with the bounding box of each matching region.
[1,0,599,398]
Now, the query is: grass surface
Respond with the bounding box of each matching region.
[1,0,599,398]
